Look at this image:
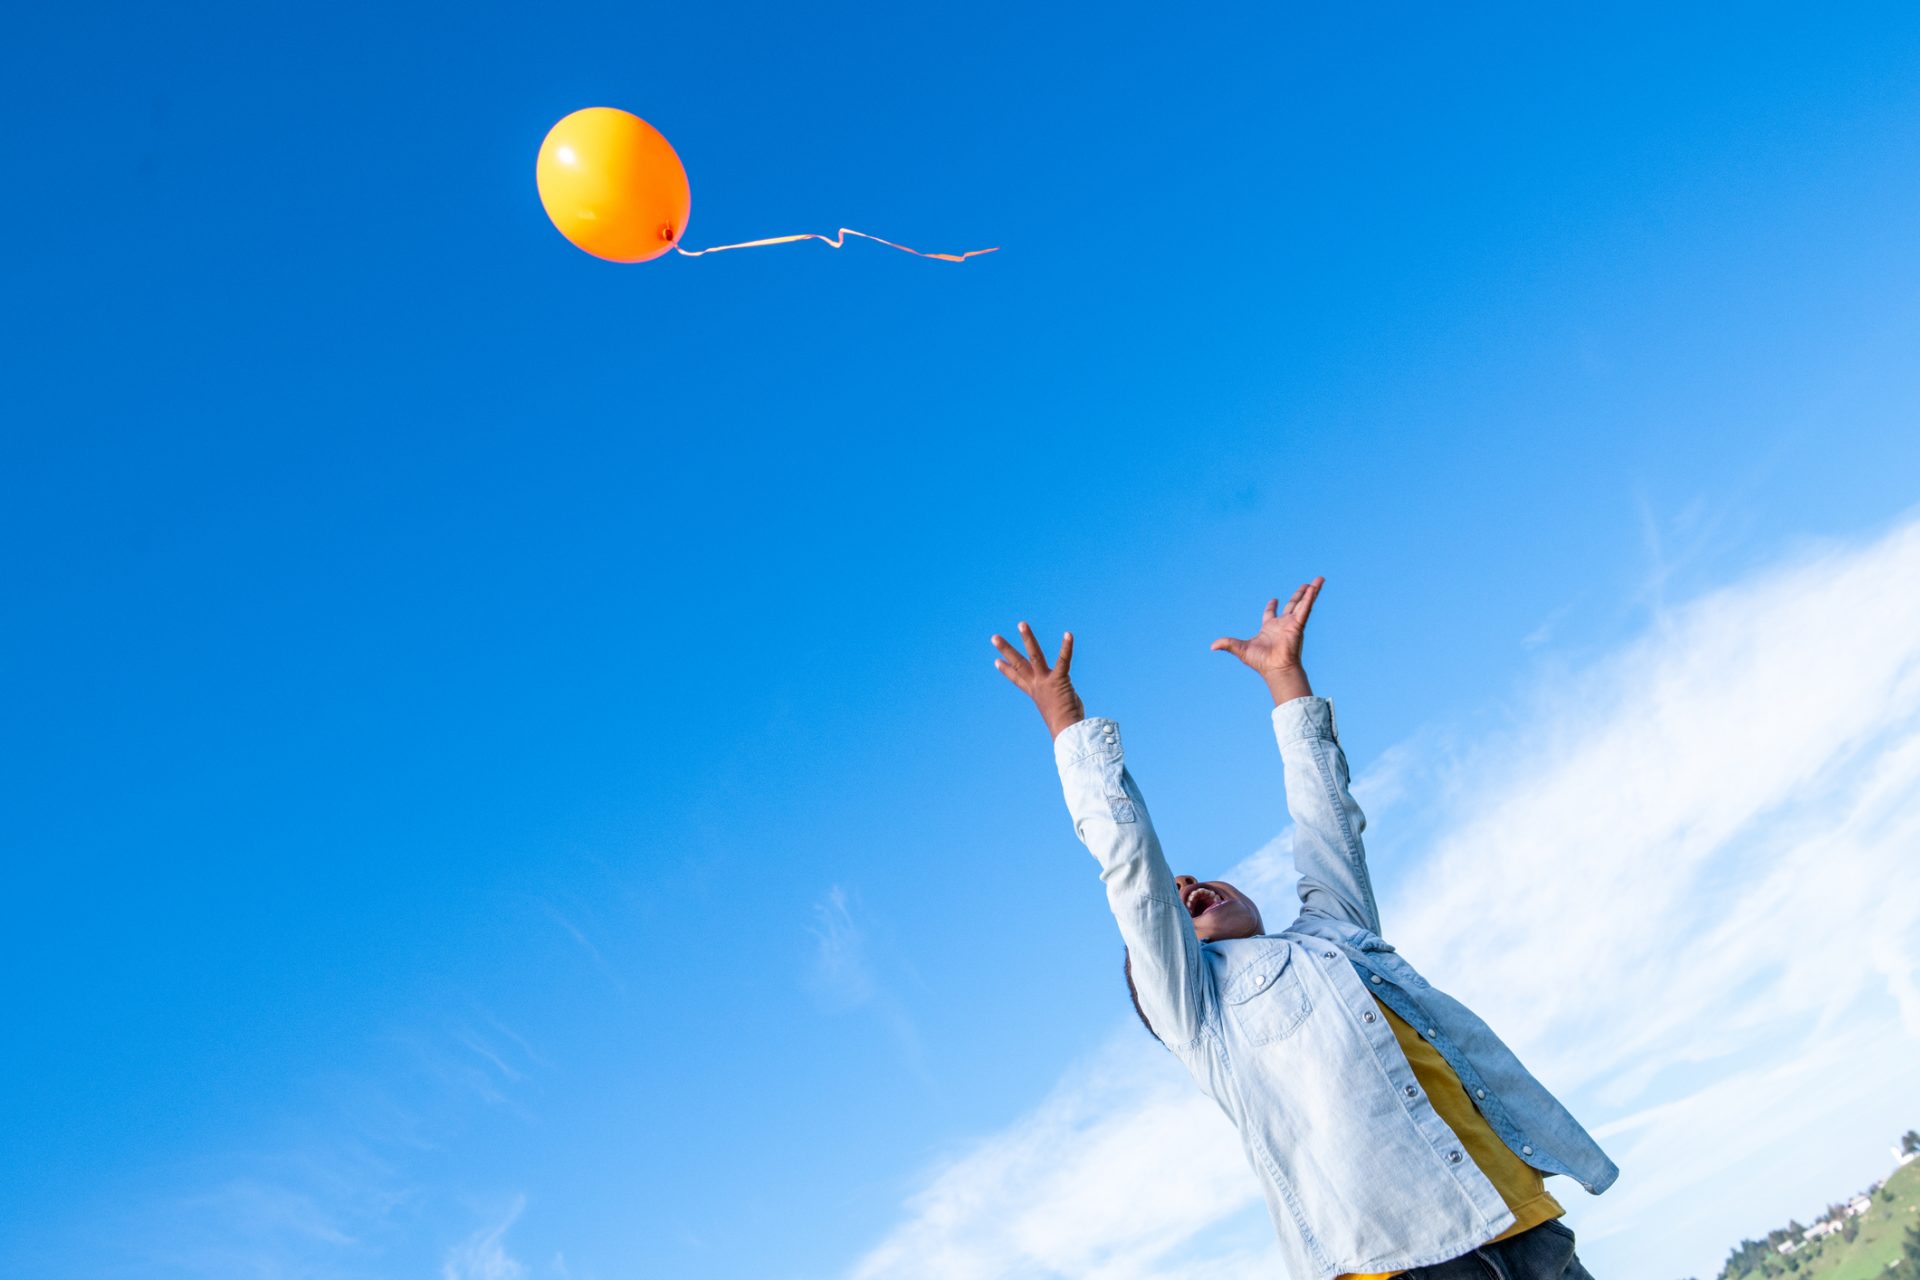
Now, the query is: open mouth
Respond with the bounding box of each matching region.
[1183,885,1228,918]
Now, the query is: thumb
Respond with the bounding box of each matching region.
[1210,637,1245,657]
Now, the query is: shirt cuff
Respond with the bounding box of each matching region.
[1054,716,1121,769]
[1272,695,1339,747]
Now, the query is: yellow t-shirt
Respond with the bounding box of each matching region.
[1337,999,1565,1280]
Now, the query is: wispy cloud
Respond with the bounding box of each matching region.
[848,1031,1274,1280]
[807,885,945,1103]
[541,903,605,966]
[145,1138,416,1280]
[393,1014,543,1120]
[126,1016,547,1279]
[442,1196,529,1280]
[844,508,1920,1280]
[538,899,628,995]
[1520,597,1578,650]
[809,885,878,1011]
[1382,511,1920,1098]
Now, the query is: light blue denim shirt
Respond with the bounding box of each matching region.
[1054,696,1617,1280]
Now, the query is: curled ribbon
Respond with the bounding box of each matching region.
[674,227,998,263]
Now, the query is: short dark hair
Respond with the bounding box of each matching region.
[1123,947,1164,1044]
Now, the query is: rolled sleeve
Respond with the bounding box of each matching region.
[1054,716,1121,768]
[1272,694,1340,748]
[1054,717,1135,830]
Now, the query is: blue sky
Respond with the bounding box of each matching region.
[5,3,1920,1277]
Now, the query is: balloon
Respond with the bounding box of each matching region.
[536,107,691,263]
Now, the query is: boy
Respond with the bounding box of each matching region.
[990,577,1614,1279]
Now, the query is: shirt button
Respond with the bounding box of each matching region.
[1370,974,1383,984]
[1522,1145,1534,1156]
[1475,1089,1486,1099]
[1404,1085,1417,1098]
[1427,1028,1438,1038]
[1448,1151,1463,1164]
[1323,951,1336,959]
[1363,1011,1377,1023]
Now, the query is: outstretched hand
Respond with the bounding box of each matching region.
[991,621,1085,739]
[1211,576,1323,704]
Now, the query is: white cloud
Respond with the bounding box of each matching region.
[847,1031,1266,1280]
[1575,1020,1920,1257]
[807,884,948,1104]
[845,510,1920,1280]
[124,1015,547,1280]
[443,1196,529,1280]
[809,885,879,1011]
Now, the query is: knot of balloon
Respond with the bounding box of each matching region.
[534,107,998,265]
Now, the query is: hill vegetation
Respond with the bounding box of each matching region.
[1709,1132,1920,1280]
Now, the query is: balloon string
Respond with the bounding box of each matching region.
[674,227,998,263]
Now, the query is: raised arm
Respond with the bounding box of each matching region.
[991,622,1211,1049]
[1212,578,1382,934]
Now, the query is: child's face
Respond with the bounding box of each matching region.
[1173,875,1264,942]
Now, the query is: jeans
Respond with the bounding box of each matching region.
[1402,1219,1596,1279]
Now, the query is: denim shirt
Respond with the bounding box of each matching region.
[1054,696,1618,1280]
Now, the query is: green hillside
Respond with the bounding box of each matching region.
[1718,1156,1920,1280]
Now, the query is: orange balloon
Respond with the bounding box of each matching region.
[536,107,691,263]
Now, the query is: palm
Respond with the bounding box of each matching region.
[1241,617,1306,670]
[1212,577,1323,673]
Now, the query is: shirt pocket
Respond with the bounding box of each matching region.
[1221,944,1312,1045]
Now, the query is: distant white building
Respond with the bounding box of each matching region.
[1847,1194,1873,1217]
[1896,1145,1919,1167]
[1807,1219,1845,1239]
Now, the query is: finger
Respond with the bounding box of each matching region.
[1055,630,1074,675]
[1283,583,1309,617]
[1263,596,1281,623]
[992,658,1026,686]
[1211,637,1246,657]
[1017,620,1050,672]
[1296,578,1324,625]
[990,634,1031,675]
